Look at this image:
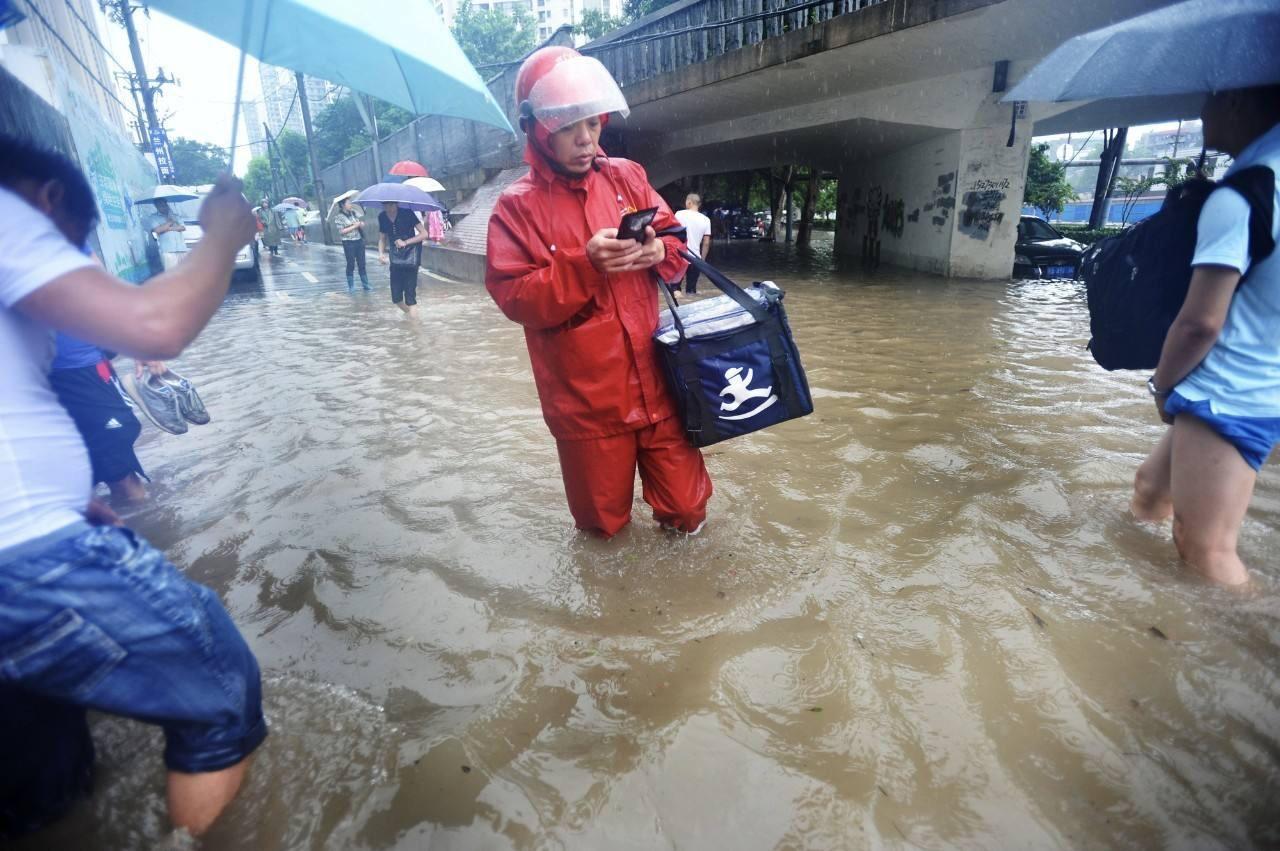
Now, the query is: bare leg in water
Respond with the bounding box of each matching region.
[1132,415,1256,585]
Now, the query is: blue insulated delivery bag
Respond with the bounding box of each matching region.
[654,251,813,447]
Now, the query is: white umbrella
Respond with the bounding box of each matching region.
[328,189,363,215]
[136,184,200,203]
[404,176,446,194]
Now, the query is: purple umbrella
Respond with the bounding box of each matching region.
[355,182,444,213]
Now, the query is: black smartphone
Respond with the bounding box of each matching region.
[617,207,659,242]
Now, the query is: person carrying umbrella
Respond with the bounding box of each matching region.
[331,190,371,292]
[0,136,265,838]
[144,197,188,271]
[258,196,282,257]
[281,203,304,243]
[484,46,712,538]
[377,198,429,318]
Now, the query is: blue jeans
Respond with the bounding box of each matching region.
[0,522,267,837]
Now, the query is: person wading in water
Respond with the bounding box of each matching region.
[484,47,713,537]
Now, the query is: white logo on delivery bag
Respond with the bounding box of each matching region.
[718,367,778,421]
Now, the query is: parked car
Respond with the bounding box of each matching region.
[169,193,260,283]
[730,213,757,239]
[1013,215,1085,279]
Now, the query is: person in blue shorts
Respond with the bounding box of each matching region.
[48,333,151,501]
[0,136,264,837]
[1131,85,1280,586]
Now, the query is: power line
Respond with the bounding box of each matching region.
[17,0,133,114]
[61,0,130,76]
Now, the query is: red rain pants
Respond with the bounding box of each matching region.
[556,415,712,537]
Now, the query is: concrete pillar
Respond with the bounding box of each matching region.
[949,122,1032,279]
[834,115,1030,279]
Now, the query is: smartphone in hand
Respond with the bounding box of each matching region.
[617,207,659,242]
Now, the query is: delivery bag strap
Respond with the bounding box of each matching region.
[678,250,771,323]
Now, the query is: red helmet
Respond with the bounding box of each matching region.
[515,46,629,146]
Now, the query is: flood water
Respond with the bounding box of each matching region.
[22,233,1280,850]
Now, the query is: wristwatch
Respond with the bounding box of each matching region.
[1146,376,1168,397]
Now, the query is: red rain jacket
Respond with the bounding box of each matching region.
[486,148,689,441]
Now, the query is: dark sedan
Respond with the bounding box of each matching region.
[1013,215,1086,279]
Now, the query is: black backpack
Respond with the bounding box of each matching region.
[1082,165,1276,371]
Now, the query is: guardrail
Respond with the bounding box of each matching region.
[580,0,889,87]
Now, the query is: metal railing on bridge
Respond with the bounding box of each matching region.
[579,0,888,88]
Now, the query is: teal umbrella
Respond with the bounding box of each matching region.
[146,0,514,169]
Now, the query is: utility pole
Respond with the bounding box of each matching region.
[116,2,159,138]
[353,93,383,176]
[1088,127,1128,230]
[295,72,330,244]
[264,123,283,201]
[108,1,175,179]
[114,71,147,147]
[267,130,302,197]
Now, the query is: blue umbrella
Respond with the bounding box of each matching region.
[356,182,444,213]
[0,0,26,31]
[1006,0,1280,103]
[145,0,514,169]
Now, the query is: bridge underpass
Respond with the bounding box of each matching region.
[588,0,1195,278]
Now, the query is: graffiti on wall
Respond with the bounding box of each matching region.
[882,197,905,238]
[862,185,884,267]
[922,171,955,230]
[959,188,1006,238]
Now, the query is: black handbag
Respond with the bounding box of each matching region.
[653,251,813,447]
[389,243,421,267]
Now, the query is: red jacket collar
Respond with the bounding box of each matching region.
[523,142,607,190]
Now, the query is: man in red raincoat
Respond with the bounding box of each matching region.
[486,46,713,537]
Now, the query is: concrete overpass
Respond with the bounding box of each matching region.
[584,0,1193,277]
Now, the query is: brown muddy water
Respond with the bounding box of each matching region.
[19,233,1280,850]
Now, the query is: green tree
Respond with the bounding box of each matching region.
[576,8,625,39]
[623,0,681,21]
[274,130,313,197]
[1024,143,1077,220]
[451,0,536,68]
[1114,173,1158,225]
[243,156,274,205]
[312,95,415,170]
[816,179,837,220]
[1113,156,1199,224]
[169,137,229,185]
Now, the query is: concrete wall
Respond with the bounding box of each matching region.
[836,131,960,277]
[0,62,76,157]
[833,93,1032,279]
[0,57,159,281]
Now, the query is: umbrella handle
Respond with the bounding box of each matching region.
[226,2,254,174]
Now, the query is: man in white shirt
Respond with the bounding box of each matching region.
[145,198,188,271]
[0,135,263,838]
[1131,85,1280,586]
[674,193,712,295]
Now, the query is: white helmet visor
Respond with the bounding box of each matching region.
[526,55,630,134]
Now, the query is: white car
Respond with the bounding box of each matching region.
[167,193,261,283]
